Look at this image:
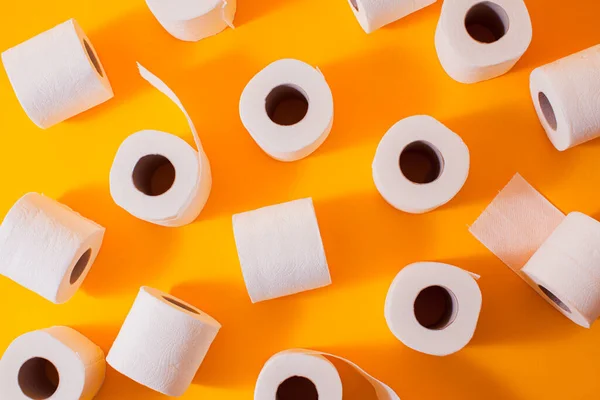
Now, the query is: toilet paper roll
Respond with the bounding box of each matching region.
[110,63,211,227]
[232,198,331,303]
[146,0,236,42]
[0,326,106,400]
[255,349,399,400]
[239,59,334,162]
[1,19,113,129]
[348,0,436,34]
[530,45,600,151]
[435,0,532,83]
[0,192,105,304]
[372,115,470,214]
[106,287,221,396]
[385,262,482,356]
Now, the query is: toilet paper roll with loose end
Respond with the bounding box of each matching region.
[348,0,436,34]
[146,0,236,42]
[0,193,105,304]
[239,59,334,162]
[1,19,113,129]
[106,287,221,396]
[385,262,482,356]
[530,45,600,151]
[110,63,211,227]
[372,115,470,214]
[435,0,532,83]
[255,349,400,400]
[233,198,331,303]
[0,326,106,400]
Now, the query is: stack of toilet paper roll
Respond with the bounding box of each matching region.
[347,0,437,34]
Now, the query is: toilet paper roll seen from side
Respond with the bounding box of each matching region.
[106,287,221,396]
[233,198,331,303]
[0,193,105,304]
[239,59,334,162]
[1,19,113,129]
[530,45,600,151]
[146,0,236,42]
[372,115,470,214]
[348,0,436,34]
[435,0,532,83]
[385,262,482,356]
[0,326,106,400]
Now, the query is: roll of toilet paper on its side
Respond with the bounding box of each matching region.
[385,262,482,356]
[1,19,113,128]
[255,349,399,400]
[239,59,334,162]
[233,198,331,303]
[435,0,532,83]
[372,115,470,214]
[348,0,436,33]
[107,287,221,396]
[0,192,105,304]
[530,45,600,151]
[0,326,105,400]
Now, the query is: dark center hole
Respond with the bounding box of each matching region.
[350,0,359,11]
[163,296,200,314]
[265,85,309,126]
[70,248,92,285]
[465,1,509,43]
[276,376,318,400]
[538,92,557,131]
[132,154,176,196]
[414,286,457,330]
[399,141,443,184]
[84,39,103,77]
[539,285,571,314]
[18,358,60,399]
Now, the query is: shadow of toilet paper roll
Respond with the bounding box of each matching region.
[347,0,436,34]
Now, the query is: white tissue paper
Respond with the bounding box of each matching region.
[106,287,221,396]
[372,115,470,214]
[255,349,399,400]
[146,0,236,42]
[435,0,532,83]
[0,193,105,304]
[110,63,211,227]
[0,326,106,400]
[232,198,331,303]
[348,0,436,34]
[530,44,600,151]
[239,59,334,162]
[1,19,113,128]
[385,262,482,356]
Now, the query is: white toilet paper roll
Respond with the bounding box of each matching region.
[110,63,211,227]
[348,0,436,34]
[239,59,334,162]
[530,45,600,151]
[255,349,399,400]
[0,193,105,304]
[232,198,331,303]
[0,326,106,400]
[435,0,532,83]
[146,0,236,42]
[1,19,113,129]
[372,115,470,214]
[385,262,482,356]
[106,287,221,396]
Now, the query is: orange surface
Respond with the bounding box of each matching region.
[1,0,600,399]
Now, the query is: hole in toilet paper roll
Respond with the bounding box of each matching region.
[539,285,571,313]
[276,376,318,400]
[163,296,200,314]
[84,39,104,78]
[18,358,60,399]
[265,85,309,126]
[465,2,509,43]
[70,248,92,284]
[350,0,359,11]
[538,92,557,131]
[399,141,444,184]
[132,154,176,196]
[414,286,458,330]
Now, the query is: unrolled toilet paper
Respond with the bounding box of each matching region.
[435,0,532,83]
[348,0,436,34]
[146,0,236,42]
[239,59,334,162]
[233,198,331,303]
[372,115,470,214]
[0,326,106,400]
[255,349,399,400]
[385,262,482,356]
[0,193,105,304]
[1,19,113,128]
[110,63,211,227]
[107,287,221,396]
[530,44,600,151]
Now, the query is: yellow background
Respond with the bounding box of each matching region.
[1,0,600,399]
